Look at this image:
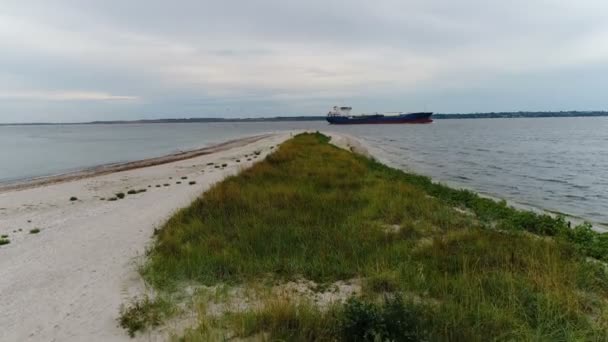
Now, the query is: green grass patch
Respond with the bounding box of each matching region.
[0,238,10,246]
[137,133,608,340]
[29,228,41,234]
[118,296,174,337]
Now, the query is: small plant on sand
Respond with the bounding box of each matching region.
[236,159,240,162]
[100,197,106,200]
[207,162,214,165]
[29,228,40,234]
[0,238,9,246]
[176,181,182,184]
[116,193,125,199]
[69,196,78,201]
[108,197,118,201]
[189,181,196,185]
[214,165,220,168]
[163,184,170,187]
[181,176,188,180]
[155,185,161,188]
[118,296,173,337]
[1,234,8,238]
[221,163,228,167]
[137,189,147,193]
[127,190,137,195]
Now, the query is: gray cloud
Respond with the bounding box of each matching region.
[1,0,608,122]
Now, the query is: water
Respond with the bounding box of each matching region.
[1,117,607,224]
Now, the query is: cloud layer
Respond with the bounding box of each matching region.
[1,0,608,122]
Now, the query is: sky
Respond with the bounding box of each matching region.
[1,0,608,123]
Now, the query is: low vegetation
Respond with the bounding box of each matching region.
[29,228,41,234]
[116,192,125,199]
[188,181,196,185]
[118,296,173,338]
[125,133,608,340]
[0,238,9,246]
[69,196,78,201]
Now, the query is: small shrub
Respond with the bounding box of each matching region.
[116,193,125,199]
[236,159,240,162]
[339,296,421,342]
[118,297,170,337]
[163,184,170,187]
[221,163,227,167]
[100,197,106,200]
[176,181,182,184]
[214,165,220,168]
[137,189,147,193]
[69,196,78,201]
[207,162,214,165]
[0,238,9,246]
[181,176,188,180]
[1,234,8,238]
[29,228,41,234]
[189,181,196,185]
[127,190,137,195]
[108,197,118,201]
[155,185,161,188]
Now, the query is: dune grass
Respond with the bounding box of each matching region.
[132,133,608,340]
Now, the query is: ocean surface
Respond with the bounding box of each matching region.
[1,118,607,224]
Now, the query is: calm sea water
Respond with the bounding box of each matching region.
[1,118,607,224]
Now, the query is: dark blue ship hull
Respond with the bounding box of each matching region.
[326,112,433,125]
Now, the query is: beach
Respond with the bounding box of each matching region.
[0,132,294,341]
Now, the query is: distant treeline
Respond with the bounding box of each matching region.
[433,111,608,119]
[2,111,608,126]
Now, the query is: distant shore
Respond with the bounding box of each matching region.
[1,111,608,126]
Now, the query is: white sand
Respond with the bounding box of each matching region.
[0,132,294,342]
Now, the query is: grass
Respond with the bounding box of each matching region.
[0,238,9,245]
[116,192,125,199]
[69,196,78,201]
[29,228,41,234]
[118,296,174,337]
[1,234,8,238]
[131,133,608,340]
[189,181,196,185]
[127,189,137,195]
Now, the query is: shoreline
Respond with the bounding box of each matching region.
[0,132,293,342]
[0,134,271,193]
[1,131,606,341]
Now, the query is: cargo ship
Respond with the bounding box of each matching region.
[326,106,433,125]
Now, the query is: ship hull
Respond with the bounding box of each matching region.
[326,112,433,125]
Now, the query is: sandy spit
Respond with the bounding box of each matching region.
[0,132,294,342]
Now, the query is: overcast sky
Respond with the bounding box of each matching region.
[2,0,608,122]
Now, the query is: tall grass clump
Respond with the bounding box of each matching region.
[136,133,608,340]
